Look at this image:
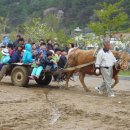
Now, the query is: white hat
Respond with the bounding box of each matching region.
[49,50,54,54]
[2,48,9,56]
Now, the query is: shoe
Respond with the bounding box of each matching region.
[70,77,75,81]
[28,76,34,79]
[95,87,103,94]
[108,94,115,97]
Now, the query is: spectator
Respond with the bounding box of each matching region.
[51,48,61,81]
[44,51,56,71]
[68,43,74,53]
[52,48,62,63]
[54,43,59,50]
[56,50,68,82]
[49,50,58,69]
[14,38,25,50]
[13,34,21,48]
[58,50,67,68]
[39,39,46,44]
[37,43,47,57]
[7,44,14,57]
[46,39,54,50]
[18,38,24,46]
[68,43,78,57]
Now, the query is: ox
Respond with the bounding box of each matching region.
[65,49,130,92]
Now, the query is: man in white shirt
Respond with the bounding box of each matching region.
[95,40,117,97]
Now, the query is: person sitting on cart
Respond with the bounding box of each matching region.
[0,44,23,82]
[7,43,15,57]
[29,51,56,79]
[49,50,58,69]
[58,50,67,68]
[56,50,68,82]
[22,43,34,64]
[52,48,61,63]
[8,44,23,64]
[0,48,10,70]
[37,42,47,58]
[50,48,61,69]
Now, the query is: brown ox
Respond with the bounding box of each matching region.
[65,49,130,92]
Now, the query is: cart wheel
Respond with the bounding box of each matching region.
[35,74,52,86]
[11,66,29,87]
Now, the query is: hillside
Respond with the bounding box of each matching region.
[0,0,130,32]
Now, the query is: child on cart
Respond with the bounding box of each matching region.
[0,48,10,70]
[29,51,56,79]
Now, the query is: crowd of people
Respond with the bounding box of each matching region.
[0,34,125,97]
[0,35,75,81]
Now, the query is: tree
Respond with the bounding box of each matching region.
[23,16,69,44]
[0,16,8,34]
[43,14,61,32]
[0,0,130,32]
[57,29,70,45]
[88,0,128,37]
[23,18,56,41]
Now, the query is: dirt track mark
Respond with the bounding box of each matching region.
[58,103,130,129]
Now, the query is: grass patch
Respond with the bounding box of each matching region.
[119,70,130,76]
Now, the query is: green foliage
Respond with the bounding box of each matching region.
[88,22,106,36]
[23,18,56,41]
[0,51,2,60]
[43,14,61,31]
[119,70,130,76]
[57,30,70,45]
[88,0,128,37]
[0,0,129,33]
[23,16,70,44]
[82,33,101,46]
[0,16,7,33]
[67,38,75,44]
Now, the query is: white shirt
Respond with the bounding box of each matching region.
[95,49,117,68]
[67,47,78,59]
[68,47,78,55]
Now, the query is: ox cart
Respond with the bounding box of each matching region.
[8,62,94,87]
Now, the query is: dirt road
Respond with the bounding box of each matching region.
[0,76,130,130]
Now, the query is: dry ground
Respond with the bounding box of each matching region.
[0,76,130,130]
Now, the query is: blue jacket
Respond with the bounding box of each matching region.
[43,57,54,67]
[58,55,67,68]
[22,44,34,64]
[8,50,21,63]
[0,55,10,64]
[35,56,53,68]
[2,36,10,46]
[37,48,47,58]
